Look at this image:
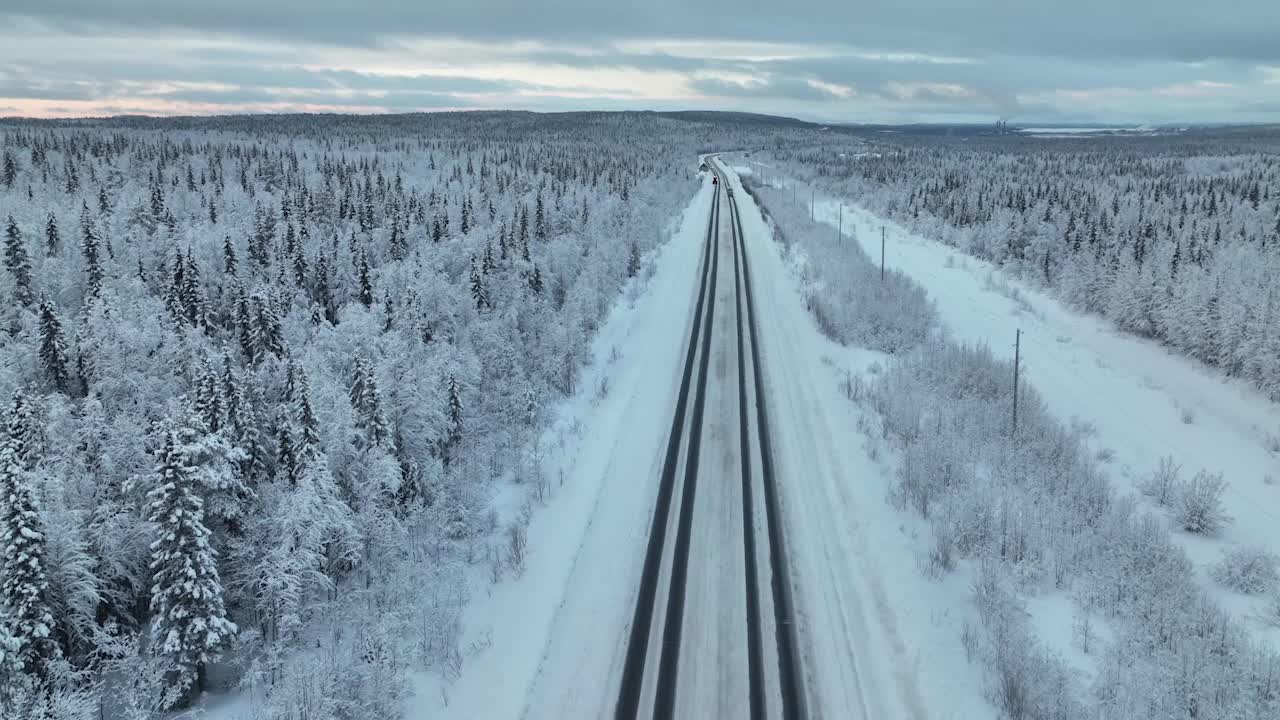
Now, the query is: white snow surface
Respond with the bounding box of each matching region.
[799,187,1280,653]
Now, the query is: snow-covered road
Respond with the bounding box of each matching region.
[524,161,855,719]
[444,159,946,720]
[611,163,804,720]
[725,165,928,720]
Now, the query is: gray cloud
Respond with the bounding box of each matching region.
[7,1,1280,62]
[1,1,1278,122]
[689,76,842,102]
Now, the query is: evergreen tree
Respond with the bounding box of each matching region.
[4,215,33,306]
[5,393,43,471]
[529,265,544,294]
[194,362,226,433]
[164,251,189,328]
[442,374,463,466]
[1,151,16,190]
[235,290,255,362]
[181,250,203,327]
[223,235,238,275]
[43,213,59,257]
[37,296,72,394]
[469,254,489,310]
[288,361,323,456]
[0,392,60,697]
[224,359,267,484]
[482,241,495,276]
[80,217,104,299]
[313,252,336,324]
[358,251,375,308]
[62,157,78,195]
[276,412,300,487]
[249,293,285,361]
[349,357,390,450]
[535,191,547,241]
[145,422,238,706]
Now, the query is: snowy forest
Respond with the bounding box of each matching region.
[4,109,1280,720]
[0,111,759,718]
[757,128,1280,398]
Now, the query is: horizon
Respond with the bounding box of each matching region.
[2,107,1277,128]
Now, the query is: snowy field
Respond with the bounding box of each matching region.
[801,192,1280,651]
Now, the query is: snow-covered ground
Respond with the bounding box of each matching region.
[402,178,715,719]
[795,187,1280,652]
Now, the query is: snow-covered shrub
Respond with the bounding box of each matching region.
[1138,455,1181,507]
[925,521,957,577]
[971,564,1085,720]
[743,179,938,355]
[1176,470,1229,534]
[1211,546,1279,594]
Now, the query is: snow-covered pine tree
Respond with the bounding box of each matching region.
[275,411,300,487]
[529,265,544,294]
[37,295,72,395]
[519,204,530,252]
[4,215,34,306]
[144,420,238,707]
[5,393,43,473]
[350,357,390,450]
[469,254,488,310]
[442,374,464,467]
[1,151,16,190]
[482,241,495,276]
[43,214,58,257]
[535,191,548,242]
[79,215,103,299]
[249,292,285,361]
[222,235,237,276]
[223,357,267,485]
[194,361,226,433]
[0,393,60,698]
[358,251,375,307]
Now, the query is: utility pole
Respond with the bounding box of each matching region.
[1012,328,1021,436]
[880,226,886,282]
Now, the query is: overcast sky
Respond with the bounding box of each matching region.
[2,1,1278,123]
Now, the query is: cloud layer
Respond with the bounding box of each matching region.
[2,2,1278,122]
